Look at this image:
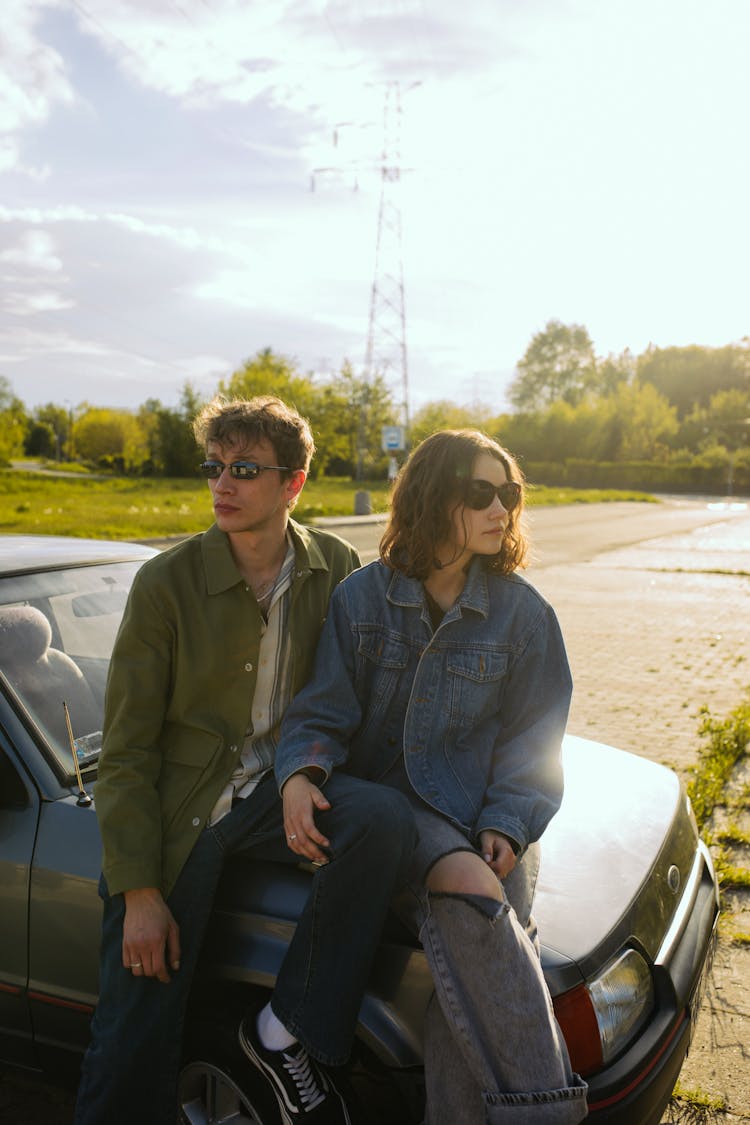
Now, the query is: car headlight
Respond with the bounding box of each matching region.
[553,949,655,1076]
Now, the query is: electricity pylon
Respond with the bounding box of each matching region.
[363,82,411,441]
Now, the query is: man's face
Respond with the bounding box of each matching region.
[205,437,304,536]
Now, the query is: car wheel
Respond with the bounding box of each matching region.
[178,1057,271,1125]
[179,1006,278,1125]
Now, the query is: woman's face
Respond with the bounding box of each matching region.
[439,452,513,568]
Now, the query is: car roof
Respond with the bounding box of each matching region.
[0,535,158,577]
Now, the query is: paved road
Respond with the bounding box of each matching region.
[319,494,750,570]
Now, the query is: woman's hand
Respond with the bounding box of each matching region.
[479,830,517,880]
[282,772,331,864]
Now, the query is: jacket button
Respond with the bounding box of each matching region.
[245,662,253,672]
[230,744,238,753]
[192,817,200,828]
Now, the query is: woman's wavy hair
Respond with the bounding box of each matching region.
[380,429,528,578]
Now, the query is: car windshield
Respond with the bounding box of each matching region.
[0,560,142,777]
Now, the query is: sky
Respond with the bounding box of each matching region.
[2,0,749,420]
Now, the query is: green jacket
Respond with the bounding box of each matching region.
[95,520,360,898]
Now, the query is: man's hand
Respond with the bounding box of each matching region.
[479,830,517,880]
[122,887,181,984]
[282,772,331,865]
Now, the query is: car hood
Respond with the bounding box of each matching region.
[534,734,692,988]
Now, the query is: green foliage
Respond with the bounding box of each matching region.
[509,320,597,412]
[30,403,71,457]
[686,699,750,829]
[0,376,29,465]
[409,400,498,446]
[25,421,57,458]
[219,348,317,418]
[73,407,148,470]
[637,341,750,419]
[666,1084,729,1123]
[7,327,750,486]
[150,384,205,477]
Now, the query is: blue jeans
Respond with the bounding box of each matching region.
[393,804,589,1125]
[74,772,415,1125]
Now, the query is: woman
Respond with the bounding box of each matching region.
[276,429,588,1124]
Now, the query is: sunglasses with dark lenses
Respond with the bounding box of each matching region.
[199,460,292,480]
[464,479,522,512]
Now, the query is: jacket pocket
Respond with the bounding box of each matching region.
[356,630,410,736]
[161,723,222,767]
[158,725,223,833]
[446,650,509,730]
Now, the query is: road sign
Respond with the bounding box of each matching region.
[381,425,405,453]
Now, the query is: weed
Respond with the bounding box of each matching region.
[714,859,750,890]
[687,699,750,830]
[715,823,750,848]
[665,1084,729,1123]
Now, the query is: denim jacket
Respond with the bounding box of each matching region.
[276,557,572,852]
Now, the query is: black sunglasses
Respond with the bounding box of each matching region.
[199,460,292,480]
[464,479,522,512]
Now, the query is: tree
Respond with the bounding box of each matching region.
[592,349,636,397]
[74,407,148,470]
[219,348,317,420]
[409,401,496,446]
[152,384,204,477]
[509,320,597,412]
[26,421,57,458]
[32,403,70,459]
[317,364,397,478]
[637,343,750,419]
[590,382,678,461]
[680,388,750,453]
[0,376,29,464]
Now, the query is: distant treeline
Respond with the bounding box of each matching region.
[2,323,749,494]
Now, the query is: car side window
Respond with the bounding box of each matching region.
[0,560,141,777]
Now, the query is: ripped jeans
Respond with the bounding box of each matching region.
[392,801,589,1125]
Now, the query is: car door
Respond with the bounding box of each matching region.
[0,716,40,1068]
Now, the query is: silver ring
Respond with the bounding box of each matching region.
[130,962,143,969]
[288,833,297,841]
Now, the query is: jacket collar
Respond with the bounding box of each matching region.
[201,519,329,595]
[386,556,491,619]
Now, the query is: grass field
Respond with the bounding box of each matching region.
[0,468,656,540]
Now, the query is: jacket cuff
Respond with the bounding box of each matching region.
[276,755,334,794]
[279,765,330,793]
[474,815,528,856]
[102,858,163,897]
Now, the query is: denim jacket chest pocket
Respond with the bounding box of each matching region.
[356,630,412,731]
[445,648,509,734]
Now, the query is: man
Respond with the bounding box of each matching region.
[75,396,415,1125]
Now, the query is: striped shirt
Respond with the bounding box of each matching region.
[208,539,296,824]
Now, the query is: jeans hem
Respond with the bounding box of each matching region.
[483,1078,588,1124]
[269,1001,350,1068]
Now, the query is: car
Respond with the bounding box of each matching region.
[0,534,719,1124]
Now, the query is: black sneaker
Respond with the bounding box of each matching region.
[238,1017,351,1124]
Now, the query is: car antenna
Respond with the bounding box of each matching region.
[63,701,93,807]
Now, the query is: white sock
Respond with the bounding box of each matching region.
[257,1001,297,1051]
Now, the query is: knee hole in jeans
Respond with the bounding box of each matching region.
[425,850,503,901]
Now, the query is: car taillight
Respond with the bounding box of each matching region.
[553,949,655,1077]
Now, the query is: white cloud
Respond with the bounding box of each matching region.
[0,0,74,174]
[0,229,63,271]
